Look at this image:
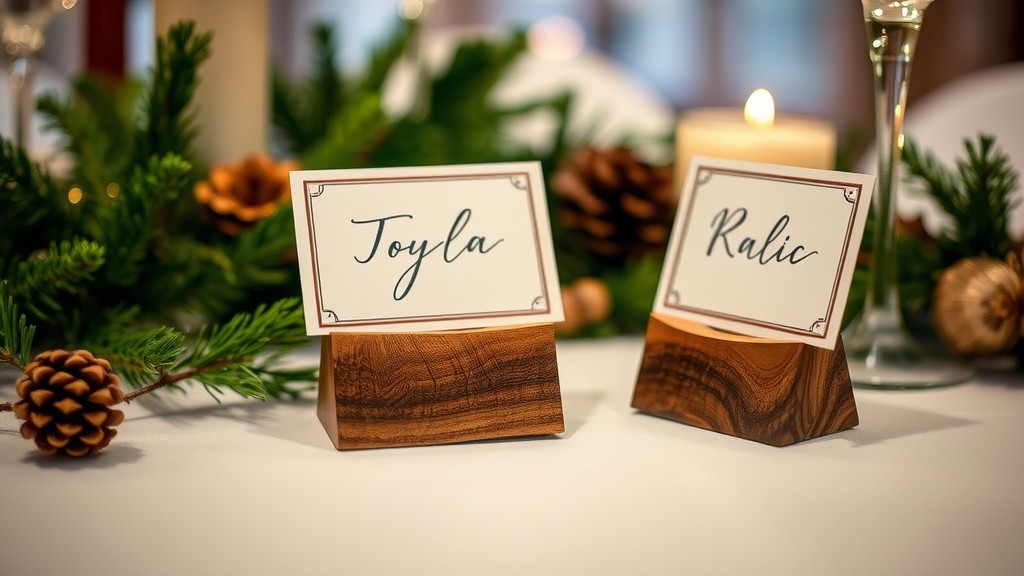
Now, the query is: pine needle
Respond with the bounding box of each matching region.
[137,20,213,163]
[0,135,67,256]
[37,75,138,197]
[271,21,345,154]
[0,22,315,401]
[903,134,1019,262]
[90,326,187,388]
[0,282,36,370]
[7,239,105,320]
[97,154,191,287]
[177,298,309,400]
[359,18,414,95]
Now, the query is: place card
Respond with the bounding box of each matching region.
[653,157,875,349]
[290,162,564,335]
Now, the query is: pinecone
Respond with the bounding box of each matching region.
[13,349,125,457]
[552,146,676,266]
[194,153,298,236]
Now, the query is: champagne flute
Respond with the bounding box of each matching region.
[844,0,972,388]
[0,0,76,149]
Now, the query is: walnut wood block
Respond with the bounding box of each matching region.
[318,323,564,450]
[632,313,858,446]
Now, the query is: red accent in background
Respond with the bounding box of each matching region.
[85,0,127,79]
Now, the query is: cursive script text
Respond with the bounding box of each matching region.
[706,207,817,265]
[352,208,504,300]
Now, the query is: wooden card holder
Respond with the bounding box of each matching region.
[317,323,564,450]
[631,313,858,446]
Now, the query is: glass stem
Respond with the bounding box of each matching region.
[863,29,915,338]
[5,51,38,149]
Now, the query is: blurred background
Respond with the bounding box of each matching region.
[3,0,1023,344]
[8,0,1024,164]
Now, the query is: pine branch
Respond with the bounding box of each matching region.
[426,30,527,125]
[301,93,389,169]
[97,154,191,287]
[37,92,106,196]
[903,134,1019,263]
[274,22,548,170]
[89,326,187,388]
[308,22,345,143]
[359,18,414,94]
[270,72,309,155]
[182,297,306,366]
[272,20,415,159]
[175,297,309,400]
[167,361,316,402]
[955,135,1019,257]
[121,356,241,402]
[64,303,146,349]
[6,239,105,321]
[370,29,532,167]
[138,237,247,322]
[135,210,301,324]
[101,299,312,402]
[37,76,136,198]
[272,21,347,155]
[0,135,67,257]
[137,20,213,163]
[226,204,298,286]
[0,282,36,371]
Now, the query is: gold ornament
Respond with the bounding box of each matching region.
[933,256,1023,356]
[557,277,613,335]
[13,349,125,457]
[194,154,298,235]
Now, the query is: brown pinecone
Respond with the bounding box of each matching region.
[552,146,676,266]
[13,349,125,457]
[194,153,298,236]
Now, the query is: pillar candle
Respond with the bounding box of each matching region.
[675,89,836,192]
[154,0,268,164]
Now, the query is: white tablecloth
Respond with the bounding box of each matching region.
[2,337,1022,576]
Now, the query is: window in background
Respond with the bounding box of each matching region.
[270,0,401,77]
[484,0,596,42]
[127,0,153,77]
[608,0,707,108]
[721,0,830,114]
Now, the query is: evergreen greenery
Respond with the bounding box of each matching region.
[271,19,575,171]
[270,19,677,337]
[138,21,212,163]
[0,21,313,400]
[1,14,1014,394]
[0,283,35,370]
[903,134,1018,263]
[845,134,1020,325]
[92,326,186,388]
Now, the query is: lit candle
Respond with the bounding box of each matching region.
[154,0,268,164]
[674,89,836,191]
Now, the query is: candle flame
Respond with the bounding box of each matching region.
[744,89,775,129]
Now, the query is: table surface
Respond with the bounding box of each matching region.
[2,337,1022,576]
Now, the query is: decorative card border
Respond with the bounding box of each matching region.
[290,162,564,334]
[653,157,874,349]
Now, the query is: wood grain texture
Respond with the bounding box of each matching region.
[318,324,564,449]
[632,313,858,446]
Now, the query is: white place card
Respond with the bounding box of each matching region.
[290,162,564,334]
[654,157,875,349]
